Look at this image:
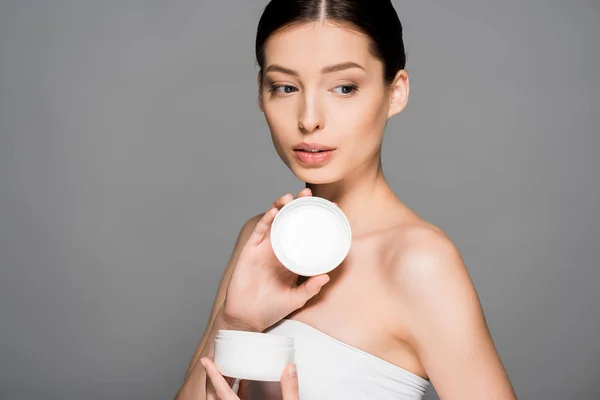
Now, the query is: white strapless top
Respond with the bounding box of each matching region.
[246,319,430,400]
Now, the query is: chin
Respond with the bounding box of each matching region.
[290,166,342,185]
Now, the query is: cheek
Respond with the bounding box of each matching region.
[333,93,388,145]
[264,99,298,136]
[263,105,297,165]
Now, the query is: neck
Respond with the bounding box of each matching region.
[305,156,403,237]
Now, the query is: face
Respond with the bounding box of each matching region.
[258,21,409,184]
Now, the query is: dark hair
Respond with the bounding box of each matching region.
[255,0,406,84]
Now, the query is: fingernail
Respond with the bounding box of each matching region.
[200,358,208,368]
[288,365,297,378]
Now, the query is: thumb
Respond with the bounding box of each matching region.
[280,364,299,400]
[290,274,330,309]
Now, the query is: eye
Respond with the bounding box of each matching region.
[270,85,298,94]
[331,84,358,95]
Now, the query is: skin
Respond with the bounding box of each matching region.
[176,19,517,400]
[201,358,299,400]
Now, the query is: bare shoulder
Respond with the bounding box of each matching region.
[388,221,472,293]
[385,220,482,329]
[385,220,516,399]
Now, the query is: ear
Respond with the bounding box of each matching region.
[387,70,409,119]
[257,70,265,112]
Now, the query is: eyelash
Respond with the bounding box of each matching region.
[268,84,359,96]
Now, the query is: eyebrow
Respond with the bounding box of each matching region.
[264,61,365,76]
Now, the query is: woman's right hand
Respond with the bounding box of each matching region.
[221,188,331,332]
[202,358,299,400]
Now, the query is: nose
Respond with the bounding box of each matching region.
[298,95,324,134]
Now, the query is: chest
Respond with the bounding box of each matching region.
[283,231,429,383]
[289,239,398,353]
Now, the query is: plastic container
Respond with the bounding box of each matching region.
[270,196,352,276]
[213,330,295,381]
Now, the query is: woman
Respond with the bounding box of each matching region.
[176,0,517,399]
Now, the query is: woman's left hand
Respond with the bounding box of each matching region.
[201,358,299,400]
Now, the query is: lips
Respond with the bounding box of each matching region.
[293,142,336,152]
[292,143,336,165]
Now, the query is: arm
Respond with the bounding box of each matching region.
[176,189,324,400]
[395,230,517,399]
[185,214,263,378]
[175,214,263,398]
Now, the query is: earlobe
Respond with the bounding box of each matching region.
[387,70,409,119]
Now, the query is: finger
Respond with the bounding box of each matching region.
[225,377,237,389]
[272,193,293,210]
[280,364,299,400]
[246,207,279,246]
[289,274,330,309]
[201,358,238,400]
[295,187,312,199]
[271,194,287,209]
[206,371,219,400]
[273,189,310,213]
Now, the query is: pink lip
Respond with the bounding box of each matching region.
[293,142,336,152]
[293,149,336,165]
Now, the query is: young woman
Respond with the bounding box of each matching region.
[176,1,517,399]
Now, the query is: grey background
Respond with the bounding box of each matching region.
[1,1,598,399]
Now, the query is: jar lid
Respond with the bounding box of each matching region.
[270,196,352,277]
